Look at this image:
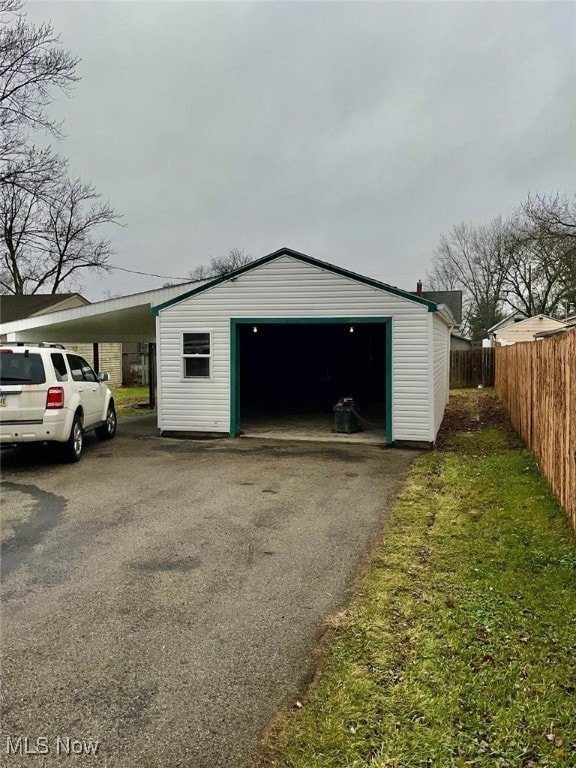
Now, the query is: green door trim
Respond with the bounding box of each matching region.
[230,317,393,444]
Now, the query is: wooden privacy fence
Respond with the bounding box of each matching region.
[450,348,495,388]
[495,330,576,532]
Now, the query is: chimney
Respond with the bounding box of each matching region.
[416,280,423,296]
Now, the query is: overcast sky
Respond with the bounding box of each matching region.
[25,0,576,300]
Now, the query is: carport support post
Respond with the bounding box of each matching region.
[92,343,100,374]
[148,342,156,408]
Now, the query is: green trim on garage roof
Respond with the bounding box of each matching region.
[151,248,438,315]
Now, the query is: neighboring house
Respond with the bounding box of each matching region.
[450,333,472,350]
[0,248,456,446]
[0,294,123,387]
[413,283,466,351]
[484,311,527,346]
[0,292,90,322]
[413,282,463,327]
[488,313,567,346]
[534,315,576,340]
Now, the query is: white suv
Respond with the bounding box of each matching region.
[0,343,116,462]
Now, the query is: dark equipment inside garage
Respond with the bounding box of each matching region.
[238,322,387,437]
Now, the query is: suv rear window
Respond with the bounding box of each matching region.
[0,352,46,384]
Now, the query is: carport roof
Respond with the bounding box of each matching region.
[152,248,443,315]
[0,280,207,343]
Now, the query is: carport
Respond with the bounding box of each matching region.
[0,281,204,407]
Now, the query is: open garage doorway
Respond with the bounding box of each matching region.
[231,319,392,444]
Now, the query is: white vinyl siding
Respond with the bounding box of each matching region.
[158,255,437,442]
[432,313,451,438]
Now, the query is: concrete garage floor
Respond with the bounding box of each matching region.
[1,415,415,768]
[240,406,387,445]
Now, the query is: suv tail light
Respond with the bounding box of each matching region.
[46,386,65,409]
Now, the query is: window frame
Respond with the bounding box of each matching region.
[66,354,98,383]
[51,352,69,382]
[182,331,212,381]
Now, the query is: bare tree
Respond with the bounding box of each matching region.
[522,192,576,240]
[427,218,509,335]
[1,151,119,294]
[0,2,120,294]
[503,193,576,317]
[40,178,119,293]
[208,247,252,274]
[0,146,61,292]
[427,194,576,335]
[0,0,78,185]
[188,248,252,280]
[502,230,572,317]
[187,263,210,281]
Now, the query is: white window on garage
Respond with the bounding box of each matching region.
[183,332,211,378]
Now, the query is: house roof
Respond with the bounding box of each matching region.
[420,291,462,324]
[493,314,567,336]
[534,320,576,339]
[0,293,89,323]
[487,311,527,334]
[152,247,446,317]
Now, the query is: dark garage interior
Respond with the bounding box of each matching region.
[238,322,387,442]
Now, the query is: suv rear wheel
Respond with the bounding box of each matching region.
[96,402,117,441]
[62,413,83,463]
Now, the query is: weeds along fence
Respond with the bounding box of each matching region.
[450,348,495,388]
[495,330,576,532]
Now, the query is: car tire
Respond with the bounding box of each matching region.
[96,402,117,441]
[62,414,83,463]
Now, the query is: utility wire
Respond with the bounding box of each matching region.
[108,265,197,281]
[108,264,422,285]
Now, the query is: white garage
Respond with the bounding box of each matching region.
[152,248,454,447]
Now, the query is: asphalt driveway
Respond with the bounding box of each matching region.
[1,416,415,768]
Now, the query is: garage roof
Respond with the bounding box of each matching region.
[0,249,455,343]
[152,247,442,315]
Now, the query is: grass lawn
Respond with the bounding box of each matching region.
[112,386,155,417]
[260,390,576,768]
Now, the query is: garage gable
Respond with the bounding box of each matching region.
[152,248,438,315]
